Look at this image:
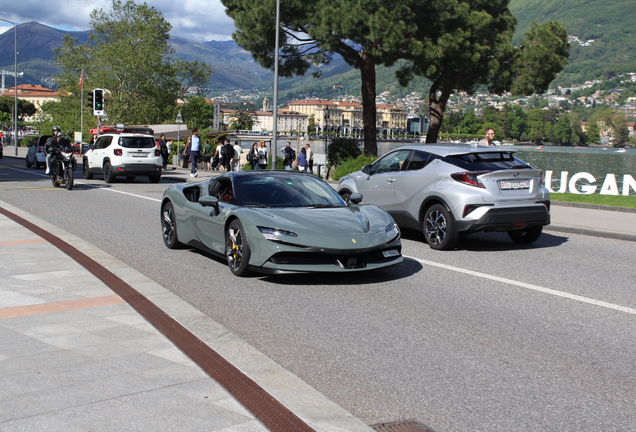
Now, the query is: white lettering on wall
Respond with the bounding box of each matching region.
[544,171,636,195]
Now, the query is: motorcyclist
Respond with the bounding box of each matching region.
[45,126,64,174]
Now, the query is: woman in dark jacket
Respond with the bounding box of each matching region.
[249,142,260,170]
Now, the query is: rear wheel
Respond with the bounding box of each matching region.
[226,219,251,276]
[161,202,184,249]
[104,162,116,183]
[83,159,93,179]
[148,170,161,183]
[508,226,543,244]
[65,166,74,190]
[423,204,458,250]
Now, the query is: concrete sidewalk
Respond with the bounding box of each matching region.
[0,200,373,432]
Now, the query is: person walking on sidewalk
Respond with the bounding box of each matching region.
[281,142,295,170]
[202,140,212,170]
[189,129,201,177]
[232,141,243,171]
[479,128,497,146]
[158,134,169,169]
[305,143,314,174]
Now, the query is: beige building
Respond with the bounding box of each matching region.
[288,98,407,136]
[0,84,60,110]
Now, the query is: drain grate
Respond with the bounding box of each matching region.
[371,420,437,432]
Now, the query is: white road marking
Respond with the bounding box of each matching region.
[408,256,636,316]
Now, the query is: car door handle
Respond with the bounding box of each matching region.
[387,178,396,183]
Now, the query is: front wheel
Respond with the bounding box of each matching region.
[104,162,116,183]
[423,204,458,250]
[508,226,543,244]
[65,166,74,190]
[51,169,60,187]
[83,159,93,179]
[226,219,252,277]
[161,202,184,249]
[26,157,32,168]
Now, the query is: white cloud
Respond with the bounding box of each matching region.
[4,0,236,41]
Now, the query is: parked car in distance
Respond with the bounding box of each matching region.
[26,135,51,168]
[337,144,550,250]
[161,171,403,276]
[83,133,162,183]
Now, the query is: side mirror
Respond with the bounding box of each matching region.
[199,196,220,216]
[361,165,372,175]
[349,193,363,205]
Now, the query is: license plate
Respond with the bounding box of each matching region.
[132,153,148,158]
[500,180,529,190]
[382,249,400,258]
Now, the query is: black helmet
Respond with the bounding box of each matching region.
[53,126,61,132]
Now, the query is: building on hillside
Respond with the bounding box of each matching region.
[252,109,308,134]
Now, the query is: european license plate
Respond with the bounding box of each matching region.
[132,153,148,158]
[382,249,400,258]
[500,180,529,190]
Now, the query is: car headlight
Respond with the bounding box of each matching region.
[258,226,298,241]
[386,222,400,236]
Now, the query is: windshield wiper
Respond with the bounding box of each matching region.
[307,204,340,208]
[509,164,531,169]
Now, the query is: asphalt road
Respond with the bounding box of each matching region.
[2,157,636,432]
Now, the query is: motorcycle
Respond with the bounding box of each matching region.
[49,145,77,190]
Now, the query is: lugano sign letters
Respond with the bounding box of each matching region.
[545,171,636,195]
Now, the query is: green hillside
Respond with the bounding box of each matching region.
[509,0,636,85]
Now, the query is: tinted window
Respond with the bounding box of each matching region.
[119,137,155,148]
[94,136,112,149]
[443,152,532,171]
[405,151,433,170]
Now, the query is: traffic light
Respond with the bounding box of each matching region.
[93,89,104,116]
[87,91,94,110]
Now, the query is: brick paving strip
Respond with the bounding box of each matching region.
[0,295,125,320]
[0,204,316,432]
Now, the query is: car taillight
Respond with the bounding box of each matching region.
[114,149,123,156]
[155,148,161,157]
[37,146,43,153]
[451,171,488,188]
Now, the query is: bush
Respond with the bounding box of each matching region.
[332,154,377,181]
[327,138,362,166]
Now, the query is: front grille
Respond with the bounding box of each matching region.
[269,246,401,269]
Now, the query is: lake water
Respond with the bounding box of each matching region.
[303,138,636,195]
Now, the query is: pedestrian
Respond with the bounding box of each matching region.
[158,134,169,169]
[281,141,295,170]
[233,141,243,171]
[202,140,212,170]
[305,143,314,174]
[189,128,201,177]
[479,128,497,146]
[218,138,228,171]
[258,140,268,169]
[181,136,190,169]
[298,147,307,171]
[249,142,260,170]
[212,145,220,170]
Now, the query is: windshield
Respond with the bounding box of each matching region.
[234,174,347,208]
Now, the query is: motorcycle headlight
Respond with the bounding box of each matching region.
[386,222,400,236]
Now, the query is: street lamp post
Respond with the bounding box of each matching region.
[324,112,330,177]
[0,19,18,155]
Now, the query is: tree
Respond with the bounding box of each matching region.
[585,121,601,144]
[398,13,569,143]
[612,114,629,146]
[228,104,257,130]
[53,0,211,134]
[0,96,36,121]
[181,96,217,131]
[221,0,437,156]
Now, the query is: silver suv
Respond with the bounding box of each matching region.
[83,133,162,183]
[337,144,550,250]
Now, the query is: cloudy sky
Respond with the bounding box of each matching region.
[0,0,237,41]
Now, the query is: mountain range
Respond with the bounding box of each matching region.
[0,0,633,100]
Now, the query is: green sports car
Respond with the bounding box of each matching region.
[160,171,403,276]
